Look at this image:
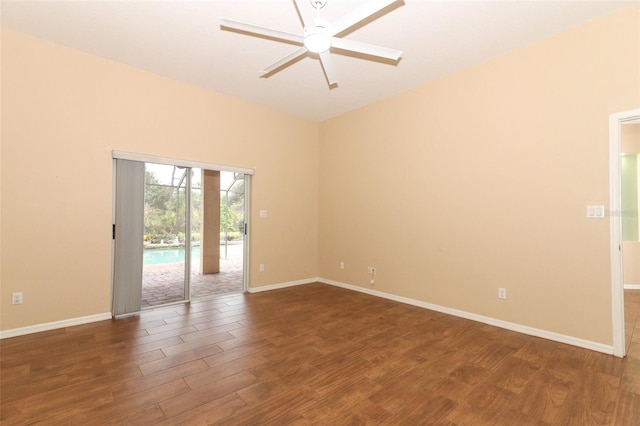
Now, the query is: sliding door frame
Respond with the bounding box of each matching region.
[111,151,255,316]
[243,174,252,292]
[184,168,193,301]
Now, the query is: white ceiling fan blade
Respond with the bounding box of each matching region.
[331,38,402,61]
[260,47,308,75]
[294,0,317,28]
[220,18,304,45]
[330,0,399,35]
[319,51,338,86]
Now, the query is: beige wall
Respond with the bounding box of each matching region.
[318,5,639,345]
[1,29,319,330]
[1,5,639,346]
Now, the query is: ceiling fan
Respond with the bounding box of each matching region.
[220,0,404,87]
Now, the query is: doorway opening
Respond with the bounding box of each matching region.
[189,170,245,301]
[141,166,246,307]
[112,151,253,317]
[609,109,640,357]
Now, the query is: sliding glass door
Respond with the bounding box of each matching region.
[113,155,250,317]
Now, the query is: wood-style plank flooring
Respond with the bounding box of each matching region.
[1,283,639,425]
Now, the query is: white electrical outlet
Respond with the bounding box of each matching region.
[367,266,377,285]
[498,288,507,299]
[339,261,345,270]
[259,264,265,272]
[12,292,23,305]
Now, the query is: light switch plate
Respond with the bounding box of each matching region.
[586,205,605,218]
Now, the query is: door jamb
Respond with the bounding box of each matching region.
[610,108,640,357]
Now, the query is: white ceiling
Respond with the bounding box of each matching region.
[1,0,635,122]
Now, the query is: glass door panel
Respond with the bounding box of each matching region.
[141,163,188,308]
[191,170,245,298]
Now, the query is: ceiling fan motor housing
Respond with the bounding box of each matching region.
[304,18,331,53]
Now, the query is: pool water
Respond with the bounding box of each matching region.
[143,246,200,265]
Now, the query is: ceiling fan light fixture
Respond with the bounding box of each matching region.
[304,29,331,53]
[220,0,404,87]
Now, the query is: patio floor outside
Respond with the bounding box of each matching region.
[141,242,244,308]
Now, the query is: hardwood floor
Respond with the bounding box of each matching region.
[2,283,639,425]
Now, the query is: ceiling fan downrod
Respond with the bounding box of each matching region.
[305,0,330,53]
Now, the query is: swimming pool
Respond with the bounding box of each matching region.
[143,246,200,265]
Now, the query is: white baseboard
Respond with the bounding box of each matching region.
[2,278,616,356]
[247,277,317,293]
[624,284,640,290]
[318,278,614,356]
[0,312,112,340]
